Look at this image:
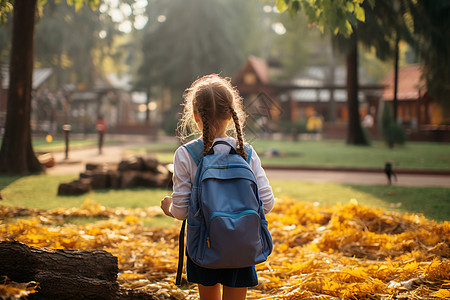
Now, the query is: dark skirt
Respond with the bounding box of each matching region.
[186,254,258,287]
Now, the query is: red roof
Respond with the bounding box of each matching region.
[381,64,426,101]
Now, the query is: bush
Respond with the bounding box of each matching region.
[162,115,178,136]
[361,127,372,146]
[276,121,307,135]
[380,103,406,148]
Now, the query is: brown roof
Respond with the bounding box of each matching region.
[381,64,425,101]
[247,55,270,84]
[1,65,53,90]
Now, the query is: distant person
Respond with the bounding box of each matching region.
[362,113,374,128]
[306,112,323,139]
[161,74,275,300]
[96,115,107,154]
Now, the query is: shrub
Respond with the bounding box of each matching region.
[361,127,372,146]
[276,121,307,134]
[380,103,406,148]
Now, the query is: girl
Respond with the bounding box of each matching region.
[161,74,275,300]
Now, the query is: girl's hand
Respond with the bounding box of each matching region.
[161,196,174,218]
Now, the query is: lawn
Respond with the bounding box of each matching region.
[130,139,450,170]
[1,174,448,223]
[32,136,123,153]
[252,139,450,170]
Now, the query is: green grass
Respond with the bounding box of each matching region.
[271,181,449,223]
[251,139,450,170]
[32,137,123,153]
[1,175,449,223]
[0,175,169,209]
[0,174,177,228]
[131,139,450,170]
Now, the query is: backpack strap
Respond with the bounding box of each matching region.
[175,219,186,286]
[183,138,253,165]
[244,143,252,164]
[183,139,204,166]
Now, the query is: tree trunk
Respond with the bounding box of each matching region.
[327,36,337,123]
[0,0,43,175]
[145,86,151,124]
[393,33,400,122]
[346,33,368,145]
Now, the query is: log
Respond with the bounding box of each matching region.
[57,156,173,194]
[108,170,122,189]
[0,241,117,283]
[29,272,119,300]
[37,152,55,168]
[118,156,144,172]
[141,156,159,173]
[80,170,109,189]
[57,179,91,195]
[85,163,107,171]
[0,241,158,300]
[120,170,141,188]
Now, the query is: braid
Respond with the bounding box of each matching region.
[200,111,214,157]
[231,108,247,160]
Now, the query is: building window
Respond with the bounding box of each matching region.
[244,73,257,85]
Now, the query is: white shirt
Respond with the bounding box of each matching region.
[170,137,275,220]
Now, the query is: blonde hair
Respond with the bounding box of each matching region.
[178,74,247,159]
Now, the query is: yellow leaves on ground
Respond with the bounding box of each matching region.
[432,288,450,298]
[1,198,449,299]
[0,277,37,299]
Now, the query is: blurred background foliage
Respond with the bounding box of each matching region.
[0,0,423,98]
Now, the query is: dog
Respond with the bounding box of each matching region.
[384,162,397,185]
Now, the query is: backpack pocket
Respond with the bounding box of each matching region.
[200,210,264,269]
[260,219,273,258]
[186,223,206,261]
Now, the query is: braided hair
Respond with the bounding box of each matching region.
[178,74,247,160]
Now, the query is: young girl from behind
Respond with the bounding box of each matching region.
[161,74,275,300]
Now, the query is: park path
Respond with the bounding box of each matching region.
[265,168,450,187]
[46,134,450,188]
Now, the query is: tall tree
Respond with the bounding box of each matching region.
[340,0,403,144]
[0,0,41,174]
[406,0,450,111]
[34,2,119,90]
[135,0,243,97]
[344,32,366,144]
[271,10,327,80]
[0,0,98,175]
[133,0,250,130]
[276,0,373,145]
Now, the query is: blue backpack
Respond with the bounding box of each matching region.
[176,139,273,284]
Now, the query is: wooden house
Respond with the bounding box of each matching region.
[232,56,384,138]
[381,64,445,127]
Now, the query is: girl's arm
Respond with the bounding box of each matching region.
[164,147,194,220]
[249,147,275,214]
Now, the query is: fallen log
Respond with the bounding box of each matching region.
[31,272,119,300]
[0,241,117,283]
[0,241,157,299]
[57,179,91,195]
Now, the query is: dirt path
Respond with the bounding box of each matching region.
[45,136,450,188]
